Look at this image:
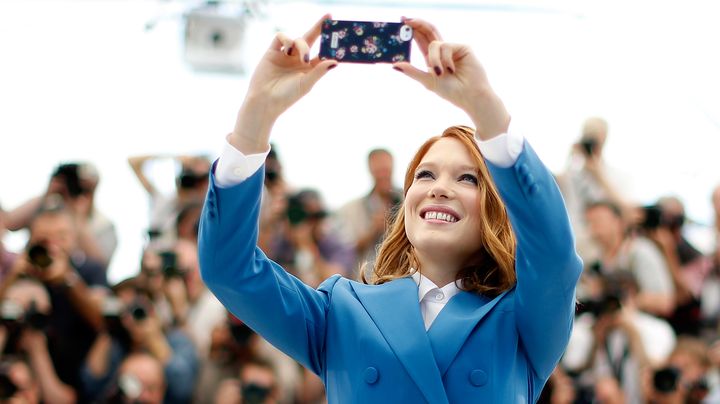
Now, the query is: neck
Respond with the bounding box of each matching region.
[602,235,623,260]
[415,250,460,287]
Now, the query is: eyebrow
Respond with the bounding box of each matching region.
[416,162,478,172]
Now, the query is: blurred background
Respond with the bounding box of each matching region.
[1,0,718,284]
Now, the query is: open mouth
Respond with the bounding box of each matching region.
[420,207,460,223]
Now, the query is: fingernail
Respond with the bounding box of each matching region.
[304,54,310,63]
[434,66,441,76]
[287,46,294,56]
[327,64,337,71]
[447,66,454,74]
[393,66,403,72]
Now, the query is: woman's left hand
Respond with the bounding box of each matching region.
[393,18,510,140]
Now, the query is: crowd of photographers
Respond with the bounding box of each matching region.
[2,117,720,403]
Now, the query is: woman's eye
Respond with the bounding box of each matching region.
[414,170,434,180]
[459,173,478,185]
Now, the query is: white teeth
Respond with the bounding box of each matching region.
[424,211,457,223]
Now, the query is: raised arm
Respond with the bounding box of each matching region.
[228,15,338,155]
[199,15,340,374]
[396,18,582,382]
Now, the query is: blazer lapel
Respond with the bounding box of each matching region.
[350,278,449,404]
[427,289,510,376]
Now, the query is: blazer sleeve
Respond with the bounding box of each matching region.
[197,165,338,375]
[485,140,583,381]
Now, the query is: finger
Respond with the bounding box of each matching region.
[427,41,443,76]
[303,13,331,48]
[292,38,311,64]
[402,18,442,55]
[392,62,434,90]
[300,59,339,92]
[270,32,295,55]
[439,43,455,74]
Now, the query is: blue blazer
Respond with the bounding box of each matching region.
[199,141,582,403]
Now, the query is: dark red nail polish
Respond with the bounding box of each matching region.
[447,67,454,74]
[304,54,310,63]
[393,66,403,72]
[287,46,294,56]
[327,64,337,70]
[434,66,441,76]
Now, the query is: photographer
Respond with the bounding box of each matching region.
[1,279,76,403]
[585,200,676,317]
[557,117,633,261]
[214,358,280,404]
[1,200,106,400]
[103,352,167,404]
[643,197,713,336]
[335,148,403,276]
[128,154,211,243]
[4,162,117,267]
[82,286,199,404]
[265,189,355,287]
[564,271,676,403]
[645,337,711,404]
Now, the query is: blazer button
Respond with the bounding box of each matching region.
[528,184,540,195]
[363,367,379,384]
[469,369,488,387]
[517,164,530,176]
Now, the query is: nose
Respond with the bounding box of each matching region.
[427,177,453,199]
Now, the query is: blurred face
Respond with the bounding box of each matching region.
[119,355,165,404]
[586,206,623,248]
[404,138,482,266]
[29,212,76,253]
[240,364,277,403]
[369,151,393,195]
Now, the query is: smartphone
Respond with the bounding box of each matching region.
[319,19,412,64]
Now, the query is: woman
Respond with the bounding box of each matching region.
[199,15,582,403]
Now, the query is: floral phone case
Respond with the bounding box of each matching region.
[319,20,413,63]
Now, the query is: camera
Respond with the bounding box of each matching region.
[653,366,681,393]
[286,192,327,226]
[1,301,48,330]
[178,170,207,189]
[641,205,663,230]
[0,370,18,400]
[127,301,149,321]
[579,138,598,157]
[159,250,184,278]
[241,382,271,404]
[27,242,53,269]
[52,163,87,198]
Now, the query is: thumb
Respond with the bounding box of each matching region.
[392,62,433,90]
[301,60,338,92]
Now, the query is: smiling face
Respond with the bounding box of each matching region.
[404,137,483,268]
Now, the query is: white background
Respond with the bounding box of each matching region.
[1,0,719,284]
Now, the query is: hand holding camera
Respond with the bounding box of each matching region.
[391,18,510,139]
[23,241,72,286]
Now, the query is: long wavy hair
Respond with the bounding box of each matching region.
[361,126,517,297]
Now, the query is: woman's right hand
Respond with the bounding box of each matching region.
[231,14,338,154]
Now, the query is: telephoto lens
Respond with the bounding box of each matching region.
[27,243,53,269]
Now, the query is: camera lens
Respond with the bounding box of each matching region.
[27,243,53,269]
[129,303,147,321]
[653,367,681,393]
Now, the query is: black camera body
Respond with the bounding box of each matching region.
[159,250,184,278]
[653,366,681,393]
[178,170,207,189]
[579,138,598,156]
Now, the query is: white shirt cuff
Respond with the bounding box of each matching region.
[214,134,270,188]
[475,119,524,168]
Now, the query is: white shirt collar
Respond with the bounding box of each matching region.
[410,271,462,303]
